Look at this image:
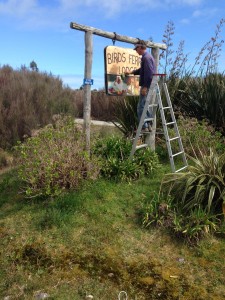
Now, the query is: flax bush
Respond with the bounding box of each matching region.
[170,74,225,135]
[163,148,225,215]
[143,147,225,244]
[15,116,100,198]
[112,96,139,137]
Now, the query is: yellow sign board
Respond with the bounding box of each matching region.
[104,46,141,96]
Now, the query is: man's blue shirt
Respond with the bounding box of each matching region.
[133,51,156,88]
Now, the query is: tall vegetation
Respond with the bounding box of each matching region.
[0,65,76,149]
[0,65,120,150]
[160,18,225,134]
[160,19,225,78]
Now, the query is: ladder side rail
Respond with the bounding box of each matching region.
[163,83,188,168]
[144,88,158,147]
[163,82,180,138]
[157,89,176,172]
[130,76,158,158]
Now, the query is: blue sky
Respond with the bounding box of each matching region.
[0,0,225,89]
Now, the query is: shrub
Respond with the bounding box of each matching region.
[143,147,225,244]
[162,148,225,215]
[142,192,221,245]
[171,207,220,244]
[14,116,100,198]
[112,96,139,137]
[177,117,225,156]
[93,135,160,181]
[156,117,225,160]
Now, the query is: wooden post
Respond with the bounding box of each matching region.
[149,47,160,151]
[83,31,93,154]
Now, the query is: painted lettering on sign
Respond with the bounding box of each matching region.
[105,46,141,75]
[104,46,141,96]
[83,78,94,85]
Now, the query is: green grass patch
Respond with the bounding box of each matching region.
[0,168,224,299]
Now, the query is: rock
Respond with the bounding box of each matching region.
[34,292,50,299]
[177,257,185,263]
[85,295,94,300]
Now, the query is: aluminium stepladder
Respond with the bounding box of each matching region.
[130,74,188,173]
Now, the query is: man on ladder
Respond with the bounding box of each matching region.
[128,71,188,173]
[125,40,156,133]
[126,41,187,173]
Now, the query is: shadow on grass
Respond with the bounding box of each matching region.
[0,165,168,232]
[0,170,84,226]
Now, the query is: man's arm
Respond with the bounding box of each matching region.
[125,68,140,76]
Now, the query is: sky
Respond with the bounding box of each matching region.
[0,0,225,90]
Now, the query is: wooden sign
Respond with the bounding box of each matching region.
[104,46,141,96]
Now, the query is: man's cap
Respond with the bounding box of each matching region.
[133,44,142,50]
[133,42,146,50]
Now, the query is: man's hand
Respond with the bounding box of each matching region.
[141,87,147,96]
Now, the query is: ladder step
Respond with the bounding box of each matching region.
[136,144,148,150]
[172,151,184,157]
[165,121,175,126]
[175,165,188,173]
[144,117,154,122]
[169,136,180,141]
[149,104,158,107]
[163,106,171,110]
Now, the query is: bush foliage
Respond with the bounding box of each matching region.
[14,116,100,198]
[93,135,160,181]
[156,116,225,160]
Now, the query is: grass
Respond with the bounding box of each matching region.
[0,167,225,300]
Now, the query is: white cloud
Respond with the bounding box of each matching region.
[179,0,202,4]
[180,18,190,24]
[165,0,203,6]
[0,0,37,15]
[0,0,206,29]
[192,7,218,19]
[0,0,205,16]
